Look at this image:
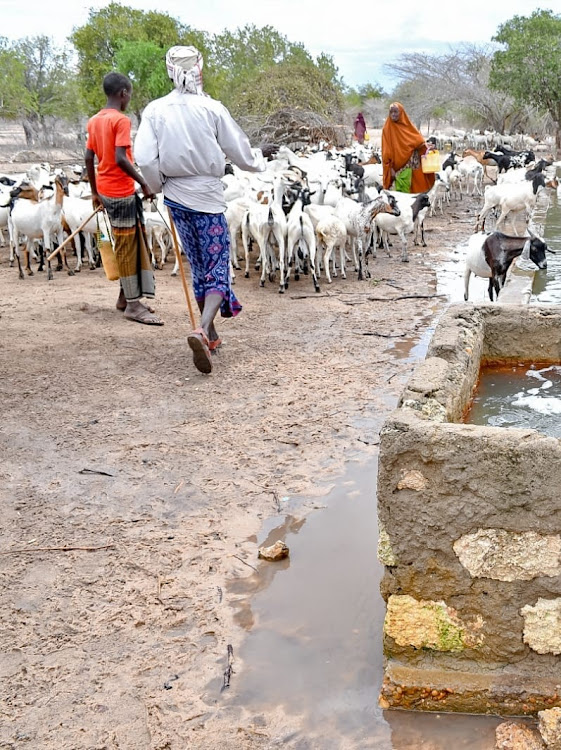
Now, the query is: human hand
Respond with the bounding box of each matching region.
[92,193,103,211]
[141,182,155,200]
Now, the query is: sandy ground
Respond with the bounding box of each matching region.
[0,151,483,748]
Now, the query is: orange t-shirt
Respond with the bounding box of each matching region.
[86,108,136,198]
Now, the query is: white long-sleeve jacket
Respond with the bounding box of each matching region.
[135,89,265,213]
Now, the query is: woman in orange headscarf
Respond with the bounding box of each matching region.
[382,102,435,193]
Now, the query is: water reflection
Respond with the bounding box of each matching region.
[533,188,561,303]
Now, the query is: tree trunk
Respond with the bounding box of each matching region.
[22,119,35,147]
[40,115,51,146]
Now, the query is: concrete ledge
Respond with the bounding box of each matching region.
[378,304,561,715]
[380,663,561,715]
[500,261,535,304]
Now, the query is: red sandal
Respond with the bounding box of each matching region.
[208,338,222,352]
[187,328,213,374]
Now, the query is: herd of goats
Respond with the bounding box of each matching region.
[0,133,559,301]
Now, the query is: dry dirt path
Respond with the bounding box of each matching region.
[0,192,480,749]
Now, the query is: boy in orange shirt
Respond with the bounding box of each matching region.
[85,72,163,325]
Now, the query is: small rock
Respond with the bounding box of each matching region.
[397,470,428,492]
[258,540,289,561]
[539,707,561,749]
[379,696,390,710]
[495,720,545,749]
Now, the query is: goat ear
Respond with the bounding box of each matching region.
[521,239,531,261]
[547,247,556,254]
[309,190,316,196]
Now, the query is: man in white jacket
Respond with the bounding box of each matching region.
[135,45,267,374]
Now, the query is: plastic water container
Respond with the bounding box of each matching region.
[421,150,441,173]
[97,226,119,281]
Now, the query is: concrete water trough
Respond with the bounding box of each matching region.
[377,303,561,716]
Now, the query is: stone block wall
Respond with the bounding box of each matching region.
[378,304,561,715]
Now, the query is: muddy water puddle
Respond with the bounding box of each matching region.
[466,363,561,438]
[223,459,504,748]
[221,321,507,748]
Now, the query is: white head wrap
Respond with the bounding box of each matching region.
[166,45,204,95]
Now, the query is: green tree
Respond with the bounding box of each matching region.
[114,40,172,120]
[0,38,30,120]
[230,61,344,119]
[4,36,78,146]
[71,2,208,113]
[209,25,341,109]
[490,9,561,149]
[344,81,385,109]
[358,82,385,100]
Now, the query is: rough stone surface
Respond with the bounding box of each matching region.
[396,469,428,491]
[377,525,397,566]
[522,599,561,655]
[400,398,447,421]
[454,529,561,582]
[495,721,545,750]
[258,540,289,561]
[538,707,561,749]
[379,304,561,712]
[384,594,484,651]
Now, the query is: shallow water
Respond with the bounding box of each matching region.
[225,460,504,748]
[466,363,561,438]
[222,323,508,748]
[532,188,561,303]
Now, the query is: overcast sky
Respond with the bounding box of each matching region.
[2,0,554,90]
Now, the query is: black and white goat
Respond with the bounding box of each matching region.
[464,229,551,301]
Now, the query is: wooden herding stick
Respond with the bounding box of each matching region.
[166,206,198,330]
[46,207,102,262]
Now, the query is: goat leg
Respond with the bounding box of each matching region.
[24,247,34,276]
[15,247,24,280]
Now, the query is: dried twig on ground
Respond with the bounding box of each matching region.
[222,645,234,691]
[0,544,115,555]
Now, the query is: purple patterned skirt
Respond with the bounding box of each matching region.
[165,198,242,318]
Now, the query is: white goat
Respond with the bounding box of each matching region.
[10,175,70,279]
[475,175,546,234]
[316,216,347,283]
[62,196,99,271]
[457,157,484,196]
[375,192,431,263]
[241,176,287,292]
[285,188,319,291]
[336,193,401,279]
[428,175,449,216]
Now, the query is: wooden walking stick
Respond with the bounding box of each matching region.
[166,206,198,330]
[46,207,102,262]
